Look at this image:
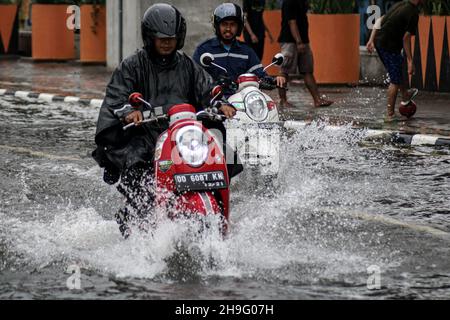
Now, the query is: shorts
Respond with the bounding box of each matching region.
[280,42,314,76]
[376,46,404,85]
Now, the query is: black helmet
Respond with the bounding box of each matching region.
[141,3,187,50]
[213,3,244,38]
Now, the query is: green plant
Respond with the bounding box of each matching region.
[309,0,356,14]
[423,0,450,15]
[0,0,18,4]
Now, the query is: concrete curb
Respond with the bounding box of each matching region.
[0,88,103,108]
[284,121,450,147]
[2,88,449,147]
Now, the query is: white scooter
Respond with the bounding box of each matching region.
[200,53,285,187]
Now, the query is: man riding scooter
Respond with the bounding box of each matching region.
[92,3,240,238]
[193,3,286,96]
[194,3,286,185]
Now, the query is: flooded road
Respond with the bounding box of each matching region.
[0,95,449,300]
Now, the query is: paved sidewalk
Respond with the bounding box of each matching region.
[1,58,449,137]
[266,84,450,137]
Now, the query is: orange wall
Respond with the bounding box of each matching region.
[0,5,18,53]
[32,4,75,60]
[259,11,360,84]
[308,14,360,84]
[80,5,106,63]
[261,10,282,75]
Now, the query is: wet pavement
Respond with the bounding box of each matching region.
[1,58,449,137]
[0,93,449,299]
[0,58,450,300]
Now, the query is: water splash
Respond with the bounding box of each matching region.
[0,122,402,285]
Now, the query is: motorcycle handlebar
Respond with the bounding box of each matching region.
[259,81,277,91]
[123,109,227,131]
[122,115,168,131]
[196,110,228,122]
[260,78,289,91]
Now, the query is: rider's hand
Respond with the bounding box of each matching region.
[219,104,236,119]
[124,110,143,126]
[276,76,286,88]
[251,34,259,44]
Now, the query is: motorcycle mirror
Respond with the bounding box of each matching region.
[264,53,285,72]
[200,53,214,67]
[129,92,144,108]
[272,53,284,66]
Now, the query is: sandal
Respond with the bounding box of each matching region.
[384,113,399,123]
[279,100,295,108]
[315,99,334,108]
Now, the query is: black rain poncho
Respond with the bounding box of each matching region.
[92,49,216,173]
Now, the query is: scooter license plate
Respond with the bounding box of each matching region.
[174,171,228,192]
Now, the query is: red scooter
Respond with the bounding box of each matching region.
[124,90,231,235]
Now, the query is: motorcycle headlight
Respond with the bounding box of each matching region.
[244,92,269,122]
[176,126,209,167]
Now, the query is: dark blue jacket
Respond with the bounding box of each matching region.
[193,37,267,93]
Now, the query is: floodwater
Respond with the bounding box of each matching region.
[0,95,449,300]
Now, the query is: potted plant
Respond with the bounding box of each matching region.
[31,0,76,60]
[79,0,106,63]
[308,0,360,84]
[0,0,19,55]
[413,0,450,92]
